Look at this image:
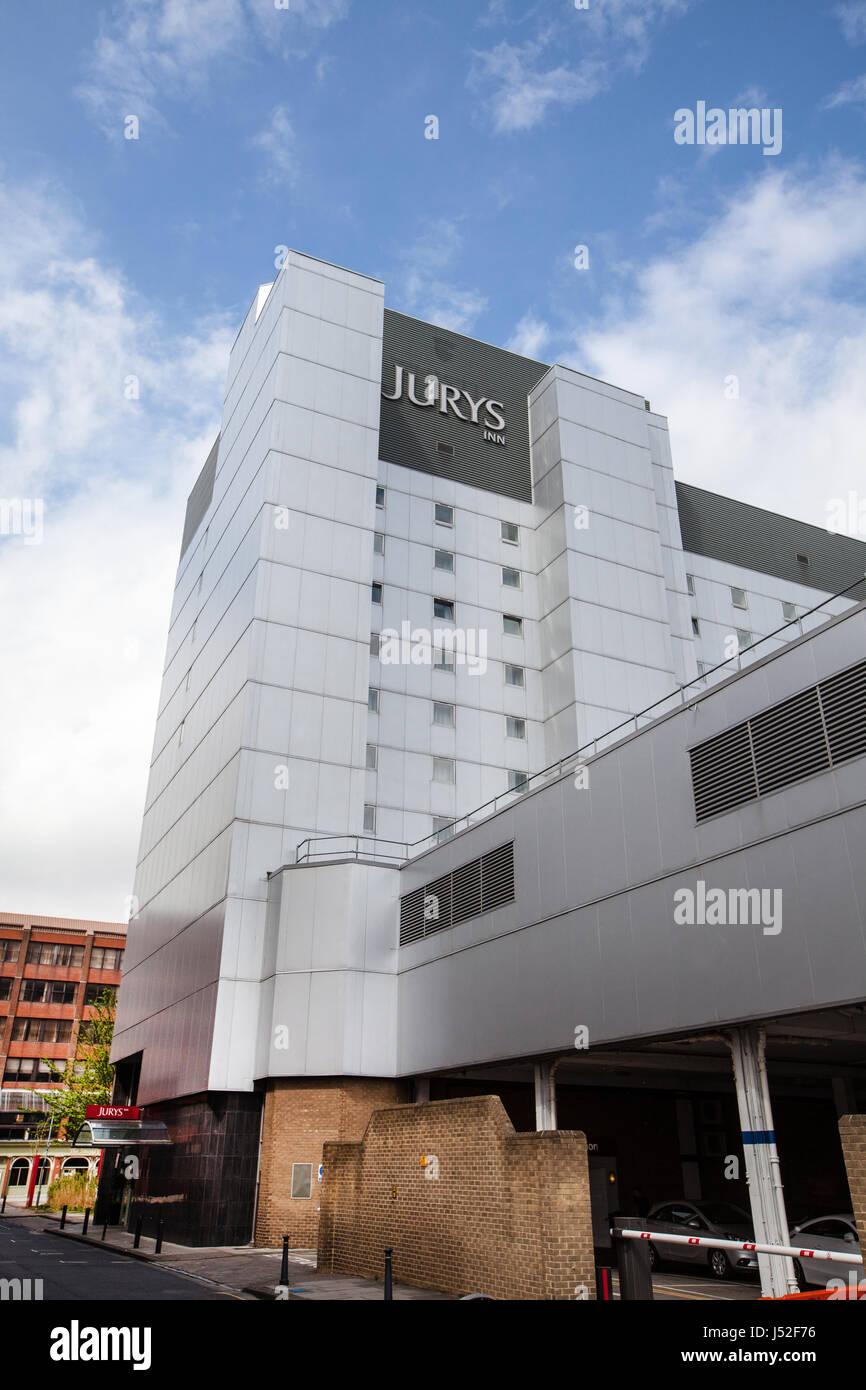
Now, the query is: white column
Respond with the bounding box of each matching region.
[534,1062,558,1131]
[727,1026,798,1298]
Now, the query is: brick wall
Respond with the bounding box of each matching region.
[254,1077,406,1248]
[839,1114,866,1240]
[317,1094,595,1300]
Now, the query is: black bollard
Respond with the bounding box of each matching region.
[82,1207,90,1235]
[384,1247,393,1301]
[102,1217,108,1241]
[611,1218,654,1301]
[279,1234,289,1287]
[133,1216,143,1249]
[60,1205,68,1230]
[155,1218,164,1255]
[1,1191,6,1215]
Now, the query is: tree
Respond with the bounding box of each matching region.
[37,989,116,1142]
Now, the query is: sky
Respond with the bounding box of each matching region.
[1,0,865,921]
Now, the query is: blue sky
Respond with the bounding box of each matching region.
[2,0,866,918]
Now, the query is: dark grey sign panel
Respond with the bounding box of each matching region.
[379,309,548,503]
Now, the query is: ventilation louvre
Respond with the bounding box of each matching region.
[399,842,515,946]
[689,658,866,822]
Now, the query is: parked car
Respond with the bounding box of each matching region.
[646,1200,758,1280]
[790,1214,860,1289]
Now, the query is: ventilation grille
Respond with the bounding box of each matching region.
[689,658,866,822]
[399,842,515,946]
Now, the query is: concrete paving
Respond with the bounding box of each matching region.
[45,1215,454,1299]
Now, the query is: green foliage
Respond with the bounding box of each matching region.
[37,989,116,1141]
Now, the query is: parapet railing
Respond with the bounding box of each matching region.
[295,575,866,869]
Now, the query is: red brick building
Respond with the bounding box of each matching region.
[0,912,126,1203]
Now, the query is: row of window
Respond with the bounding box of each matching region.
[368,661,525,713]
[362,769,528,835]
[372,564,521,604]
[365,707,526,766]
[3,1057,67,1081]
[10,1017,74,1042]
[686,574,800,624]
[0,941,123,969]
[375,490,521,546]
[1,980,116,1006]
[690,616,753,649]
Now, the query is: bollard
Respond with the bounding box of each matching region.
[133,1217,143,1249]
[611,1218,654,1301]
[279,1234,289,1287]
[102,1217,108,1241]
[384,1247,393,1301]
[1,1192,6,1215]
[60,1205,68,1230]
[82,1207,90,1235]
[155,1219,164,1255]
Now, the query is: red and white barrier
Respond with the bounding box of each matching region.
[614,1228,863,1267]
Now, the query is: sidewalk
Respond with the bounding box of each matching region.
[42,1216,453,1300]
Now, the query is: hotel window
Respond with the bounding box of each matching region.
[782,601,798,622]
[363,804,376,833]
[697,661,711,676]
[691,617,700,636]
[433,756,455,784]
[501,521,519,544]
[370,632,380,657]
[433,646,455,671]
[731,586,748,609]
[0,940,20,963]
[433,816,454,844]
[371,582,382,604]
[506,716,526,740]
[686,573,696,596]
[90,946,123,971]
[376,486,385,509]
[434,598,454,622]
[736,628,752,651]
[366,743,377,770]
[291,1163,314,1199]
[433,701,455,728]
[508,770,528,794]
[27,942,85,968]
[503,614,523,636]
[434,549,454,573]
[368,687,380,712]
[373,532,385,555]
[502,566,521,588]
[435,503,454,526]
[505,664,525,688]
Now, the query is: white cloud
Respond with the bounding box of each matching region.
[836,1,866,44]
[506,314,551,360]
[470,0,692,133]
[824,73,866,108]
[77,0,351,136]
[396,219,489,334]
[249,105,299,186]
[569,161,866,531]
[0,178,234,920]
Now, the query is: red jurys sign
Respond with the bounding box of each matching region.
[85,1105,140,1120]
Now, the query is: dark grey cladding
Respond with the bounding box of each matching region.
[180,434,219,560]
[676,480,866,600]
[379,309,548,502]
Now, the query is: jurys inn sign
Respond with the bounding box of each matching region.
[382,364,506,445]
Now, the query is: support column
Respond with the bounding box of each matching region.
[726,1026,797,1298]
[534,1062,558,1131]
[413,1079,431,1104]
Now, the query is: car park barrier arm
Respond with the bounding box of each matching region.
[614,1228,863,1267]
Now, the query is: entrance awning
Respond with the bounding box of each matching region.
[72,1120,172,1147]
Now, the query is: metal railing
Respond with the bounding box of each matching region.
[295,576,866,870]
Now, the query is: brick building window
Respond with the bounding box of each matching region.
[291,1163,313,1199]
[26,942,84,968]
[0,940,20,963]
[90,946,123,971]
[20,980,76,1005]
